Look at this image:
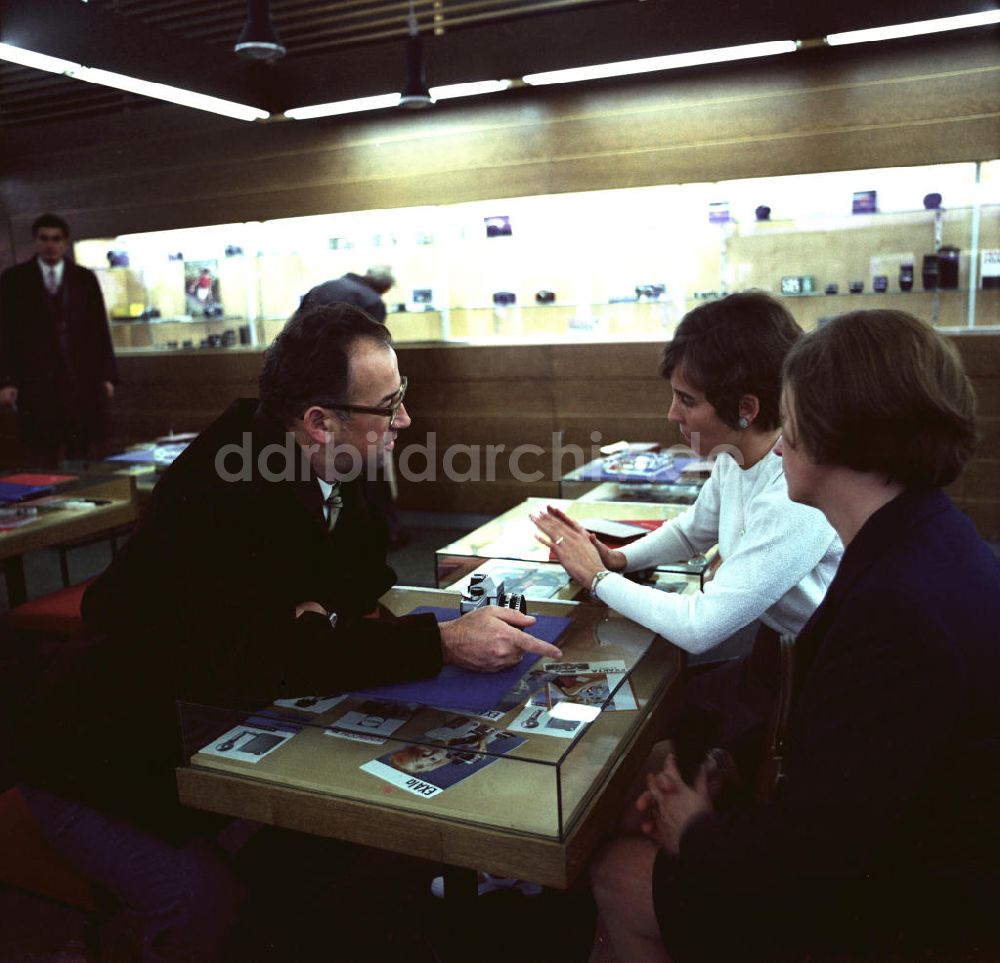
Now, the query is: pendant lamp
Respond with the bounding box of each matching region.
[234,0,286,62]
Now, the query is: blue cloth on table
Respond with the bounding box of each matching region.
[576,455,695,483]
[0,482,55,503]
[353,607,571,713]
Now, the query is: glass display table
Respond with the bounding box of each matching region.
[559,451,711,501]
[176,587,682,891]
[0,473,137,606]
[435,497,717,591]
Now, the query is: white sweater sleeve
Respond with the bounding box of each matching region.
[597,483,837,654]
[620,464,722,571]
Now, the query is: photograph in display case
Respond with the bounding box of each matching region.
[184,259,220,315]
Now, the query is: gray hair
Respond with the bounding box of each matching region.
[365,264,394,293]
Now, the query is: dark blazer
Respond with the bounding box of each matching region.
[0,257,119,445]
[653,490,1000,961]
[14,399,441,837]
[302,273,387,322]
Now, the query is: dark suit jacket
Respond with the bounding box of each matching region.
[302,273,387,322]
[14,399,441,837]
[653,490,1000,961]
[0,257,119,445]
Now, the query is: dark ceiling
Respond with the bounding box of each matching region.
[1,0,998,128]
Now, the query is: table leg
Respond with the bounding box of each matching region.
[441,866,480,961]
[4,556,27,608]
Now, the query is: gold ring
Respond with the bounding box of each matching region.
[554,536,565,546]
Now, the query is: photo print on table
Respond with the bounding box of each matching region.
[360,715,525,798]
[198,713,303,764]
[325,699,421,745]
[274,694,349,714]
[531,660,637,711]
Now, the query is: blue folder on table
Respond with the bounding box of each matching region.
[353,606,572,714]
[0,481,55,504]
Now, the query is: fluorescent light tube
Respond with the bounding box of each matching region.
[430,79,512,100]
[285,80,512,119]
[77,67,268,121]
[284,93,401,119]
[827,10,1000,45]
[0,41,269,121]
[0,42,79,74]
[522,40,797,85]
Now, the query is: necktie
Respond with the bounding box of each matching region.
[46,267,59,295]
[325,485,343,532]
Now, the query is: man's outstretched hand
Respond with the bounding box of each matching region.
[439,606,561,672]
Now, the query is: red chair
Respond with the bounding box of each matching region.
[0,786,110,961]
[4,577,94,636]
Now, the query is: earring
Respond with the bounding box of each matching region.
[737,416,750,430]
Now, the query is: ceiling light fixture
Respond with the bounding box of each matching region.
[0,41,269,121]
[431,79,512,101]
[284,93,401,120]
[234,0,286,61]
[522,39,798,85]
[826,10,1000,45]
[399,0,433,108]
[283,80,513,120]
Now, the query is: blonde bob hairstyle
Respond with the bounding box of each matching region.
[782,310,976,490]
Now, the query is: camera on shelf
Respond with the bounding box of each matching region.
[460,574,527,615]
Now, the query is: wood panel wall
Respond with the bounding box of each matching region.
[3,333,994,537]
[1,32,998,531]
[1,33,998,267]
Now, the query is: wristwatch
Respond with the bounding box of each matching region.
[328,610,338,630]
[590,569,613,596]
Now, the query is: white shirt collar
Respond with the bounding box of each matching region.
[38,258,65,286]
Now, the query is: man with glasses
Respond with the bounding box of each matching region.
[0,212,119,466]
[14,303,559,962]
[302,263,406,544]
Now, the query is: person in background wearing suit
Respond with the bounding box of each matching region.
[0,213,119,466]
[302,264,406,544]
[590,310,1000,962]
[302,264,394,323]
[13,303,559,963]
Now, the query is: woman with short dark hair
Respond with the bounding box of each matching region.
[592,309,1000,962]
[534,292,842,655]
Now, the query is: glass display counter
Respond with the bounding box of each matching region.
[434,497,718,589]
[78,161,999,354]
[559,451,709,501]
[176,587,682,887]
[576,481,704,505]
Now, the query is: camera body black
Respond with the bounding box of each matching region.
[460,574,527,615]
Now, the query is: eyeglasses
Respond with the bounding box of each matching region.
[319,375,407,422]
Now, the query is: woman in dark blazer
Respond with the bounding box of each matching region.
[591,310,1000,962]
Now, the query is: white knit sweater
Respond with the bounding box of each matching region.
[597,450,842,654]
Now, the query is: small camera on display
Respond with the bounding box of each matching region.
[780,276,815,296]
[922,255,940,290]
[460,574,527,615]
[492,291,516,306]
[635,283,665,300]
